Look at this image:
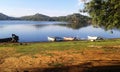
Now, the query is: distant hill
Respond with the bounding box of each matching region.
[52,13,91,24]
[0,13,91,24]
[20,13,91,23]
[20,13,54,21]
[0,13,18,20]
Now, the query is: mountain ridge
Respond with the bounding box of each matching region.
[0,13,21,20]
[0,13,91,23]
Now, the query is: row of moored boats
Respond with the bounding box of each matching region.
[48,37,77,42]
[48,36,103,42]
[0,35,103,42]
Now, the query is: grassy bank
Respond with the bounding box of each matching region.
[0,39,120,72]
[0,39,120,54]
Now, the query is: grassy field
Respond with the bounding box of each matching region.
[0,39,120,72]
[0,39,120,54]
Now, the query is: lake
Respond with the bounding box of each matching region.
[0,20,120,42]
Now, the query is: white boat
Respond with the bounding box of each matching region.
[63,37,75,41]
[48,37,63,42]
[48,37,55,41]
[88,36,98,41]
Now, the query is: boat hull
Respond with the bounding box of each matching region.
[88,36,98,41]
[48,37,55,41]
[0,38,12,42]
[63,37,75,41]
[48,37,63,42]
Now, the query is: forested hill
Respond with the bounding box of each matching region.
[20,13,91,23]
[0,13,18,20]
[0,13,91,23]
[52,13,91,24]
[20,13,54,21]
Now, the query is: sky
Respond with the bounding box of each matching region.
[0,0,86,17]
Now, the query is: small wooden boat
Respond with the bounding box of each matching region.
[0,34,19,43]
[63,37,76,41]
[48,37,55,41]
[48,37,63,42]
[0,37,12,42]
[88,36,98,41]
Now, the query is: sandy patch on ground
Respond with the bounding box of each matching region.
[0,49,120,72]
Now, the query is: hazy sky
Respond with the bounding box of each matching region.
[0,0,86,17]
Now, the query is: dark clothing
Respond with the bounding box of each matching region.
[12,34,19,42]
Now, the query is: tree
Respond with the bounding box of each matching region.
[84,0,120,30]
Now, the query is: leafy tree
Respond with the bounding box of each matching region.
[83,0,120,30]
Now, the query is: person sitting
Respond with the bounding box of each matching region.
[12,34,19,42]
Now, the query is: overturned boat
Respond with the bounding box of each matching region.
[63,37,76,41]
[0,34,19,43]
[48,37,63,42]
[0,37,12,42]
[88,36,97,40]
[88,36,103,41]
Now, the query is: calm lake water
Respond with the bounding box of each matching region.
[0,20,120,42]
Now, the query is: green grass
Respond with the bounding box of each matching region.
[0,39,120,55]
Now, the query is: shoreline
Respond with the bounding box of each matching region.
[17,37,120,43]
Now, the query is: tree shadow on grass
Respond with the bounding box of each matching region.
[15,60,120,72]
